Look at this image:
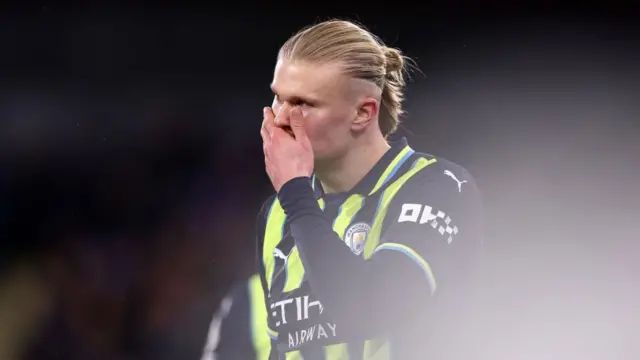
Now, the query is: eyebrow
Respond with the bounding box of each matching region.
[270,85,322,105]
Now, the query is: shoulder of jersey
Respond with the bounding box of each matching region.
[411,152,478,192]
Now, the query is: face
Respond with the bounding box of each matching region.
[270,58,379,163]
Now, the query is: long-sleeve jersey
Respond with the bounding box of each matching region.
[256,137,483,359]
[201,274,271,360]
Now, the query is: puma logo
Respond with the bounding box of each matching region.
[444,170,467,192]
[273,248,288,261]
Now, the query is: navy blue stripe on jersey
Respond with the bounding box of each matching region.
[377,148,414,191]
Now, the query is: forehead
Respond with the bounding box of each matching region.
[271,59,346,101]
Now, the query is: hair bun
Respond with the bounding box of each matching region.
[383,47,404,73]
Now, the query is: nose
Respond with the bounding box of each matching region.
[274,104,291,127]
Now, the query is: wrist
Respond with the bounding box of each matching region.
[278,177,319,218]
[278,176,312,199]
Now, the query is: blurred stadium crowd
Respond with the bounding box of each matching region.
[0,96,267,360]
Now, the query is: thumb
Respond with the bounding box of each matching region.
[289,107,307,140]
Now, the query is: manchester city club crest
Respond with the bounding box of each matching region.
[344,222,370,256]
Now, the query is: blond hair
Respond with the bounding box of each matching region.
[279,20,412,137]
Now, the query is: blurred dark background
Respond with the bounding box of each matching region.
[0,4,639,360]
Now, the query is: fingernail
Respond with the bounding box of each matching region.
[263,107,269,116]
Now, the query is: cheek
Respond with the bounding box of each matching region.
[304,111,334,139]
[305,112,347,151]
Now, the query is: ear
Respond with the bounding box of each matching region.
[351,97,379,132]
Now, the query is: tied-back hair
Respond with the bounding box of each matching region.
[279,19,414,137]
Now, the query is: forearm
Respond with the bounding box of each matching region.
[278,178,426,335]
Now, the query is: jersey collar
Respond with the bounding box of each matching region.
[312,137,414,198]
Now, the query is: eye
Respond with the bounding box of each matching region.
[293,99,312,107]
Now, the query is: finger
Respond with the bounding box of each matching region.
[270,124,288,140]
[260,128,270,150]
[262,107,276,135]
[263,154,272,174]
[289,106,308,141]
[273,106,285,127]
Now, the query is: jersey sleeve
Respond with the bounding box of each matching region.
[375,163,483,306]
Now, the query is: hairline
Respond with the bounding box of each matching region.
[276,55,382,102]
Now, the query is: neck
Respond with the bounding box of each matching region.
[315,132,390,194]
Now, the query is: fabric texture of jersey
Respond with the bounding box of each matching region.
[202,274,271,360]
[256,138,483,360]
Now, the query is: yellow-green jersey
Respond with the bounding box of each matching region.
[202,274,271,360]
[256,138,483,359]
